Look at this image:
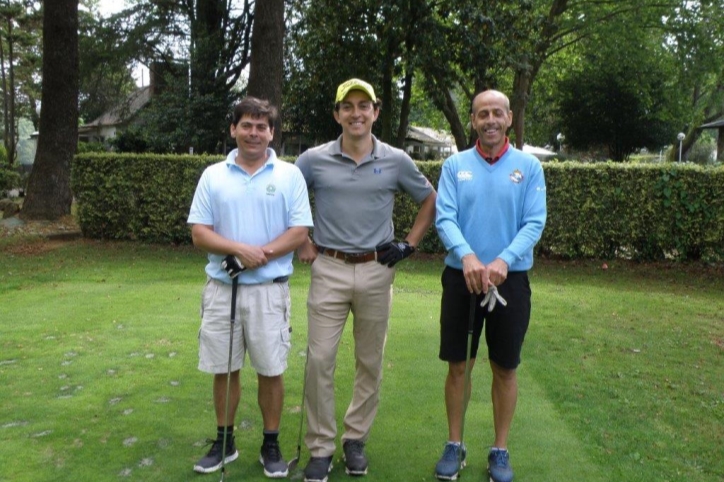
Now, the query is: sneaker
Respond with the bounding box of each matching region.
[487,448,514,482]
[343,439,368,475]
[303,456,334,482]
[260,439,289,478]
[434,442,466,480]
[193,436,239,473]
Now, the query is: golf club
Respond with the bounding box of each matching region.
[458,293,477,471]
[219,274,238,482]
[286,346,309,472]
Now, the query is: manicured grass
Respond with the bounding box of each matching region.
[0,239,722,481]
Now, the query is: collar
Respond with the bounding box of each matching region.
[225,148,277,171]
[332,134,380,161]
[475,137,510,165]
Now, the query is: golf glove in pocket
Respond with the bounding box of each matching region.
[376,241,415,267]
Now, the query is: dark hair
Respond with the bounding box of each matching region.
[334,98,383,112]
[231,97,278,127]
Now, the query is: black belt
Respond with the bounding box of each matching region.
[272,276,289,283]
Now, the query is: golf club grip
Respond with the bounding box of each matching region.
[230,276,238,325]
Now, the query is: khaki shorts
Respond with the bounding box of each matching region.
[198,278,292,377]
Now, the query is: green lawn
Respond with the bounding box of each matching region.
[0,239,722,481]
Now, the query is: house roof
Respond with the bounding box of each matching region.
[699,118,724,129]
[406,126,450,146]
[79,86,152,131]
[522,144,557,156]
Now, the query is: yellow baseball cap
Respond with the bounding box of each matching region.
[335,78,377,103]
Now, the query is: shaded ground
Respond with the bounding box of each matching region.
[0,214,82,254]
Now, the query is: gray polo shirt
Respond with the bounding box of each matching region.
[295,135,433,252]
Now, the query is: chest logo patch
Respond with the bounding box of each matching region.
[374,168,383,174]
[457,170,473,181]
[509,169,524,184]
[266,184,277,196]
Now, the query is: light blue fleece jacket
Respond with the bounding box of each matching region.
[435,146,546,271]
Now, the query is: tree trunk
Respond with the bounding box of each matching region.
[21,0,78,221]
[667,129,699,162]
[247,0,284,153]
[7,15,15,166]
[0,29,8,167]
[396,71,413,148]
[437,86,468,152]
[511,62,532,149]
[511,0,568,149]
[379,32,396,145]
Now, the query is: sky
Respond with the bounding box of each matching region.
[94,1,148,86]
[96,0,127,17]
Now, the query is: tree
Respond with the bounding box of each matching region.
[77,6,137,124]
[664,0,724,161]
[285,0,437,147]
[557,27,680,161]
[21,0,79,220]
[0,0,41,167]
[107,0,254,153]
[247,0,284,152]
[285,0,386,143]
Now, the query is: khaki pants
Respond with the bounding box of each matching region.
[304,254,395,456]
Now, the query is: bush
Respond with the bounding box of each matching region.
[0,167,21,194]
[540,162,724,262]
[72,153,724,262]
[76,142,107,154]
[687,135,716,165]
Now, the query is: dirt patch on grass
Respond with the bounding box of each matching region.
[0,215,82,254]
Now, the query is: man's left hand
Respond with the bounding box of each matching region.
[376,241,415,268]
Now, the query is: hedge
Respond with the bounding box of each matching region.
[72,153,724,262]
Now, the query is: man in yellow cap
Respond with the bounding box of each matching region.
[294,78,437,481]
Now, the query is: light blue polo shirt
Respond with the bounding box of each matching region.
[188,148,313,284]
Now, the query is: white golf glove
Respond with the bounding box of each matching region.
[481,285,507,312]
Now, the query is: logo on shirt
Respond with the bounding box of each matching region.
[509,169,524,184]
[266,184,277,196]
[374,168,383,174]
[457,170,473,181]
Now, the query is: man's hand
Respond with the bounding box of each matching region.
[487,257,509,287]
[376,241,415,268]
[221,255,246,278]
[297,237,318,264]
[461,253,490,294]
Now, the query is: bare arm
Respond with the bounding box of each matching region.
[404,190,437,248]
[262,226,310,260]
[191,224,268,270]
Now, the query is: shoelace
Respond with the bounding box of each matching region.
[205,437,233,456]
[490,449,509,467]
[204,438,221,452]
[263,442,282,462]
[442,443,463,461]
[346,441,365,458]
[481,285,507,312]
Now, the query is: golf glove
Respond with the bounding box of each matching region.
[376,241,415,268]
[221,254,246,279]
[481,285,507,312]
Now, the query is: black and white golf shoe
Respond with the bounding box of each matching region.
[193,436,238,473]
